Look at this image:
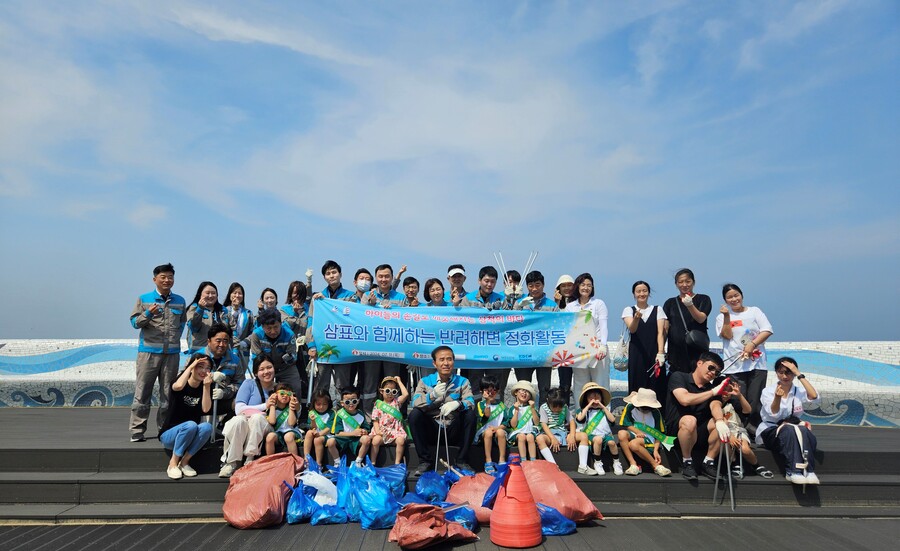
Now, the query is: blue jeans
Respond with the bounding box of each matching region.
[160,421,213,458]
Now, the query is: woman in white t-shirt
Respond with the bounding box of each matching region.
[757,357,820,485]
[566,273,610,392]
[622,281,668,401]
[715,283,772,430]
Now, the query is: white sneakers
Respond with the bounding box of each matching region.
[577,465,598,476]
[612,459,624,476]
[594,460,606,476]
[654,465,672,477]
[166,466,183,480]
[804,472,820,485]
[787,473,807,485]
[218,461,239,478]
[180,464,198,477]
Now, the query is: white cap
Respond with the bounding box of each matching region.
[448,268,466,277]
[555,274,574,288]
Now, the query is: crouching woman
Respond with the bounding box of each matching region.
[159,353,214,479]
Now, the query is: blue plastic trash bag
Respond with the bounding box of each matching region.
[373,459,408,498]
[305,454,321,473]
[398,492,429,506]
[353,470,400,530]
[335,464,361,522]
[415,470,450,503]
[443,466,474,485]
[310,504,349,526]
[537,502,576,536]
[286,481,319,524]
[481,464,511,508]
[298,470,338,506]
[441,503,478,532]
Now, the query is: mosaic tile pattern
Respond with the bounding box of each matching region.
[1,340,897,427]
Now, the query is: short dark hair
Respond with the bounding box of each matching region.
[252,353,274,376]
[259,287,278,303]
[286,281,307,304]
[697,351,724,371]
[478,266,498,280]
[207,323,231,341]
[354,268,372,282]
[153,263,174,276]
[340,385,360,399]
[224,282,245,307]
[773,357,798,373]
[722,283,743,300]
[545,388,567,409]
[403,276,419,288]
[424,278,444,297]
[674,268,695,282]
[258,307,281,326]
[525,271,544,285]
[321,260,341,276]
[431,345,454,361]
[480,374,500,391]
[274,382,294,394]
[375,263,393,276]
[311,389,333,410]
[573,273,594,298]
[632,280,651,295]
[506,270,521,284]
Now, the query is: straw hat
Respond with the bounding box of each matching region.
[578,382,611,409]
[622,388,661,409]
[379,376,399,388]
[509,380,536,399]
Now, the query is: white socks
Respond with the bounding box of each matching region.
[540,447,556,463]
[578,445,590,466]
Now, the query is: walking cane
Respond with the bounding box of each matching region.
[306,358,317,406]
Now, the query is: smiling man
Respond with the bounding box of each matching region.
[410,346,476,476]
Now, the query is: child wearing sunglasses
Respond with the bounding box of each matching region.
[474,374,508,474]
[370,376,410,465]
[326,386,372,468]
[264,383,302,458]
[303,390,334,468]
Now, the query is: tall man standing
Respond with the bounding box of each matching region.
[129,263,186,442]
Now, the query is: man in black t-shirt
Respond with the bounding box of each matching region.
[666,351,730,480]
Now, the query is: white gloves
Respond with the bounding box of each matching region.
[305,268,313,279]
[655,353,666,365]
[596,344,608,360]
[681,294,694,307]
[715,420,730,442]
[432,382,448,399]
[518,296,534,309]
[711,377,730,397]
[211,371,227,384]
[212,388,225,400]
[439,401,460,417]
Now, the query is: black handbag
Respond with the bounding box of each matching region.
[676,299,710,351]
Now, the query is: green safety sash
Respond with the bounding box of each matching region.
[337,408,360,431]
[309,410,328,431]
[583,409,605,435]
[473,402,505,442]
[634,422,677,451]
[515,405,534,431]
[274,407,291,429]
[375,399,413,441]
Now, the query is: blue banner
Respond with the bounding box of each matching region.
[310,299,603,369]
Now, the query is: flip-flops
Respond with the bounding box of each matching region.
[755,465,775,479]
[484,462,498,475]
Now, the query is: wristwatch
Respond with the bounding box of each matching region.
[797,374,806,379]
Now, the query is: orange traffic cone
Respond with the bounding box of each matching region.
[490,455,542,548]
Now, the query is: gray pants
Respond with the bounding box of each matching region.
[130,351,180,437]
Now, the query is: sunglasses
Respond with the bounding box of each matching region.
[706,364,723,375]
[342,399,360,406]
[382,388,400,397]
[277,390,293,397]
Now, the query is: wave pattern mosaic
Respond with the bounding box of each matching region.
[1,340,897,427]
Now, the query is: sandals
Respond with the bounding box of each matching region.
[731,465,744,479]
[484,462,498,475]
[755,465,775,479]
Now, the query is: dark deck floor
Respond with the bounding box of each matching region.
[2,518,899,551]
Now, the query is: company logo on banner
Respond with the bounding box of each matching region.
[311,299,603,369]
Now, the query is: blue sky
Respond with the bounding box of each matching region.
[1,0,897,341]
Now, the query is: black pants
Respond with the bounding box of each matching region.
[409,407,476,465]
[761,425,817,474]
[730,369,768,428]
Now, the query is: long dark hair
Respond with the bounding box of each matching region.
[191,281,223,315]
[223,282,245,308]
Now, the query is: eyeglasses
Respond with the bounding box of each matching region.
[483,388,498,395]
[706,364,723,375]
[342,399,360,406]
[382,388,400,397]
[277,390,293,397]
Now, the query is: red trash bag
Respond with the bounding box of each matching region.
[445,473,494,525]
[521,460,602,523]
[388,503,478,550]
[223,453,306,529]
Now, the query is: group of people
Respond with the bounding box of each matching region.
[130,262,821,485]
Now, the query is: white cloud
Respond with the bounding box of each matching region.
[127,203,167,229]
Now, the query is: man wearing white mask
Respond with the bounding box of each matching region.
[410,346,476,476]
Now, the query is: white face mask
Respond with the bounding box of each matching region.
[356,280,372,292]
